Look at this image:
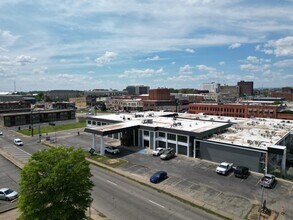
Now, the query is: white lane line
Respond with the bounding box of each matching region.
[148,200,165,209]
[106,180,118,186]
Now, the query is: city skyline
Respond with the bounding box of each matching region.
[0,0,292,92]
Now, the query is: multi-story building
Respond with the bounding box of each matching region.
[0,109,76,127]
[188,103,279,118]
[237,81,253,96]
[106,97,144,111]
[125,85,150,95]
[85,89,127,106]
[219,85,240,102]
[271,87,293,101]
[0,101,31,114]
[201,82,220,93]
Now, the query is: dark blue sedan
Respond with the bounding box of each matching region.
[150,171,168,183]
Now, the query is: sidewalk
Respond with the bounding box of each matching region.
[0,207,109,220]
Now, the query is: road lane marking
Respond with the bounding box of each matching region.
[148,200,165,209]
[106,180,118,186]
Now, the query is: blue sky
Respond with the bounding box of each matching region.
[0,0,292,91]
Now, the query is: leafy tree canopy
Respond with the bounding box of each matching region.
[18,147,94,220]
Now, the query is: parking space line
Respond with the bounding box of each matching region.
[125,164,138,171]
[255,179,261,186]
[216,192,222,198]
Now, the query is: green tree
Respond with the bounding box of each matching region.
[18,147,94,220]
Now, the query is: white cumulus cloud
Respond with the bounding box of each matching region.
[229,43,241,49]
[185,48,195,53]
[256,36,293,57]
[179,64,193,75]
[274,59,293,68]
[15,55,37,65]
[145,55,161,61]
[32,66,48,74]
[219,61,225,65]
[119,68,164,78]
[95,51,117,66]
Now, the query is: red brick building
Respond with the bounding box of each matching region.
[149,88,171,100]
[188,103,279,118]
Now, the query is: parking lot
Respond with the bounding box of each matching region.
[55,132,293,219]
[121,151,293,218]
[0,155,20,213]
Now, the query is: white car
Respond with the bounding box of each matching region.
[0,188,18,201]
[153,147,165,156]
[105,146,120,154]
[0,131,3,136]
[14,138,23,146]
[216,162,233,175]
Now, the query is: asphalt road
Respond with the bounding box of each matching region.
[90,165,221,220]
[0,155,20,212]
[0,127,222,219]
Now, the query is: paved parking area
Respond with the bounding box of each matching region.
[0,155,20,213]
[116,147,293,219]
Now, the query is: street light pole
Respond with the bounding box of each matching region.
[31,109,34,137]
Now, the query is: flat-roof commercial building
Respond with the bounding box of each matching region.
[84,111,293,177]
[188,103,279,118]
[0,109,76,127]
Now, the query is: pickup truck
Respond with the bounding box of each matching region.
[260,174,276,188]
[216,162,233,175]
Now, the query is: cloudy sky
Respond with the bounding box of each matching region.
[0,0,292,92]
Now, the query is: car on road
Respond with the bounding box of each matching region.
[153,147,165,156]
[160,148,175,160]
[0,131,3,136]
[13,138,23,146]
[234,166,249,178]
[0,188,18,201]
[216,162,233,175]
[105,146,120,154]
[150,171,168,183]
[260,174,276,188]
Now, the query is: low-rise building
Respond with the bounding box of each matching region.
[84,111,292,177]
[188,103,280,119]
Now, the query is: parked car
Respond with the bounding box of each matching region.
[216,162,233,175]
[105,146,120,154]
[0,131,3,136]
[260,174,276,188]
[150,171,168,183]
[234,166,249,178]
[153,147,165,156]
[0,188,18,201]
[160,148,175,160]
[13,138,23,146]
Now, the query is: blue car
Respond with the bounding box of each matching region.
[150,171,168,183]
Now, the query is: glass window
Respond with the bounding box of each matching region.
[87,120,91,125]
[178,135,187,143]
[144,130,149,136]
[158,132,165,138]
[92,121,96,125]
[167,133,176,141]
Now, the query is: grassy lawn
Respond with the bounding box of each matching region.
[18,121,86,136]
[87,154,127,168]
